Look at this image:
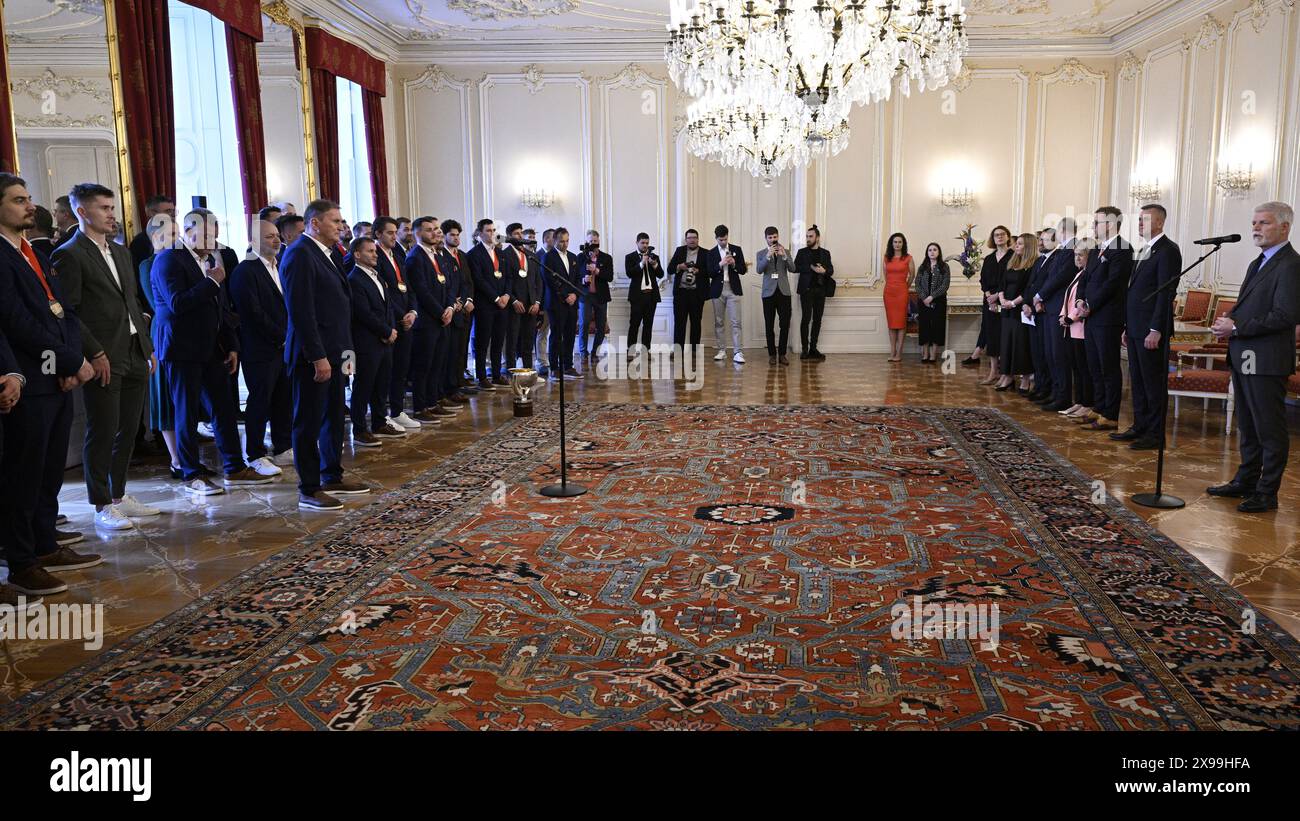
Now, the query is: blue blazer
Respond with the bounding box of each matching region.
[467,243,511,302]
[150,247,235,363]
[375,245,413,318]
[705,244,748,298]
[542,249,583,312]
[281,235,353,366]
[403,246,449,331]
[229,257,287,364]
[347,266,397,357]
[1126,235,1182,336]
[1037,241,1078,314]
[1082,237,1133,327]
[0,238,84,395]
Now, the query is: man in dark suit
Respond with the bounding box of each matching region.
[52,183,160,531]
[442,220,476,393]
[503,222,544,372]
[52,195,77,247]
[152,209,269,496]
[28,205,57,259]
[1024,227,1058,401]
[433,227,468,411]
[276,214,305,262]
[0,173,101,599]
[543,227,583,379]
[626,232,663,354]
[229,219,293,474]
[668,228,707,353]
[705,224,748,363]
[282,199,370,510]
[129,194,175,271]
[794,225,833,361]
[395,218,414,255]
[576,229,614,363]
[534,228,554,377]
[347,236,404,446]
[1079,206,1132,431]
[467,218,512,389]
[1033,217,1079,412]
[1113,204,1182,449]
[403,216,454,424]
[372,216,421,429]
[1208,202,1300,513]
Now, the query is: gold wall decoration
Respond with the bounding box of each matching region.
[103,0,137,240]
[261,1,317,199]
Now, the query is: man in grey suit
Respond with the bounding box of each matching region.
[757,225,796,365]
[52,183,159,531]
[1208,201,1300,513]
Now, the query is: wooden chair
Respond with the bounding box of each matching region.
[1209,295,1237,324]
[1177,287,1214,324]
[1168,352,1233,434]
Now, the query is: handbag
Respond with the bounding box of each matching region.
[823,276,836,298]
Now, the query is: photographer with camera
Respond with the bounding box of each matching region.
[668,228,707,354]
[577,230,614,365]
[625,233,662,355]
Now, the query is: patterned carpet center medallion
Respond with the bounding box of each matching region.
[6,405,1300,730]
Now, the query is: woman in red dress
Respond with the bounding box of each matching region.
[883,233,915,362]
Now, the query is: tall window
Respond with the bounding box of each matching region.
[336,77,373,225]
[169,0,248,252]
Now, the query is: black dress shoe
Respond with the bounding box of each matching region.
[1129,437,1161,450]
[961,356,979,366]
[1237,494,1278,513]
[1041,401,1071,412]
[994,383,1012,392]
[1207,482,1254,498]
[1109,427,1141,441]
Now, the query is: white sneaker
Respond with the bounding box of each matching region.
[116,495,161,518]
[713,349,727,361]
[272,449,295,467]
[94,506,135,531]
[249,456,283,477]
[733,351,746,364]
[390,413,421,430]
[197,422,215,439]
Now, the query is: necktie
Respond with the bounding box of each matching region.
[588,254,597,293]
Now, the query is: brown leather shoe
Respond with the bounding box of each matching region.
[779,355,790,365]
[428,405,456,417]
[322,480,371,496]
[0,583,43,610]
[298,491,344,511]
[446,393,470,404]
[8,565,69,595]
[354,430,383,448]
[225,466,275,485]
[39,546,105,572]
[438,398,464,410]
[414,410,443,423]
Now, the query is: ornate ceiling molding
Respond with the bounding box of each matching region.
[521,64,546,94]
[1118,51,1142,81]
[1247,0,1271,33]
[1045,57,1107,85]
[10,68,110,103]
[406,64,464,93]
[952,64,974,92]
[598,62,659,87]
[445,0,579,21]
[17,113,110,128]
[1193,13,1225,49]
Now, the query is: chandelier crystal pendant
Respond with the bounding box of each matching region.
[667,0,968,179]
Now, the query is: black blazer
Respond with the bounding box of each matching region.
[979,250,1010,294]
[1228,242,1300,376]
[503,243,544,309]
[403,245,449,331]
[150,247,236,363]
[129,230,153,272]
[29,236,56,261]
[794,246,835,295]
[467,242,511,303]
[705,243,747,298]
[667,244,707,297]
[51,229,154,364]
[229,257,287,364]
[1082,236,1133,327]
[542,248,583,311]
[375,244,414,318]
[1125,235,1182,337]
[1037,240,1078,313]
[0,239,83,394]
[445,247,474,327]
[625,250,663,303]
[576,248,614,303]
[281,235,353,366]
[347,266,397,357]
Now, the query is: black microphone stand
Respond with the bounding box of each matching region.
[538,250,593,499]
[1131,240,1229,509]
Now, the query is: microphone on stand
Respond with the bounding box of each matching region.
[1193,234,1242,245]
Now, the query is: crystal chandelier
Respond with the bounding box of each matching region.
[686,90,851,184]
[667,0,967,178]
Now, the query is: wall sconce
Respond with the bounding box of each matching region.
[1215,163,1255,197]
[1130,177,1161,202]
[521,188,555,210]
[940,188,974,209]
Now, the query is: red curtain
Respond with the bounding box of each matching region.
[0,13,16,174]
[113,0,176,225]
[226,26,268,215]
[310,68,340,204]
[184,0,262,39]
[362,91,389,216]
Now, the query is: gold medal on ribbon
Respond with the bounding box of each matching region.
[436,274,446,284]
[49,300,65,318]
[398,282,408,293]
[493,270,502,279]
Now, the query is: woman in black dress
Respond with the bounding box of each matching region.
[977,225,1013,385]
[915,243,949,363]
[996,232,1038,391]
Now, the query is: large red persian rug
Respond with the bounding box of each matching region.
[5,404,1299,730]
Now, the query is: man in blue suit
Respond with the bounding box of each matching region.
[468,218,511,389]
[1115,204,1182,449]
[281,199,370,511]
[404,216,453,423]
[347,235,403,446]
[229,219,292,475]
[152,208,270,495]
[441,220,477,394]
[1033,217,1079,412]
[543,227,583,379]
[0,173,101,600]
[372,216,421,430]
[1079,206,1132,431]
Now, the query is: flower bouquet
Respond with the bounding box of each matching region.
[946,224,983,279]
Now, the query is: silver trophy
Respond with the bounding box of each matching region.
[508,367,538,417]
